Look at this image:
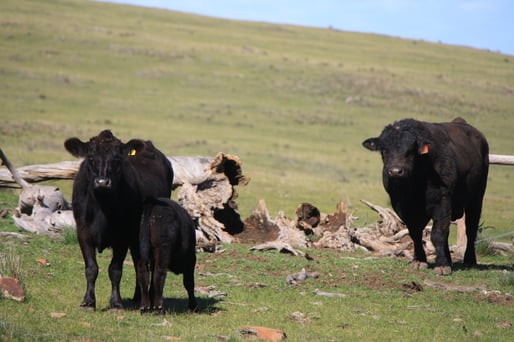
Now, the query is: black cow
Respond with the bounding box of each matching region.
[64,130,173,309]
[137,197,197,314]
[363,118,489,275]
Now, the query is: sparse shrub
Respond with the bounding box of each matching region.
[0,247,22,279]
[62,226,77,245]
[499,270,514,287]
[475,240,496,256]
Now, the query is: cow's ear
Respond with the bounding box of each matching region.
[64,138,89,158]
[362,138,380,151]
[124,139,146,157]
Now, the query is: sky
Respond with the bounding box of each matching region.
[105,0,514,56]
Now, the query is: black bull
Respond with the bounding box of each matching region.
[64,130,173,309]
[363,118,489,275]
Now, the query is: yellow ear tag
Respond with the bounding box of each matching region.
[129,149,137,156]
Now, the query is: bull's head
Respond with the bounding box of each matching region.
[64,130,145,193]
[363,119,431,179]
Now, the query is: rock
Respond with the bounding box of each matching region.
[0,277,25,302]
[239,326,287,341]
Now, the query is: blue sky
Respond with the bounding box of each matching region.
[105,0,513,56]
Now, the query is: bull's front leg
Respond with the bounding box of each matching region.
[407,225,428,270]
[431,216,452,275]
[108,245,128,310]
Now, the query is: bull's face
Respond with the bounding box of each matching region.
[64,130,144,193]
[363,120,430,180]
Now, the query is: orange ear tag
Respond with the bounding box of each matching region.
[421,144,429,155]
[129,149,137,156]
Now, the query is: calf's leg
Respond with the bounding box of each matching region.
[136,259,151,313]
[152,264,167,314]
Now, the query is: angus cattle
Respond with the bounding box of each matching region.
[363,118,489,275]
[137,197,197,314]
[64,130,173,309]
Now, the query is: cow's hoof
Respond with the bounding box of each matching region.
[109,303,125,312]
[411,261,428,270]
[153,306,165,315]
[140,307,151,315]
[434,265,452,275]
[80,302,96,311]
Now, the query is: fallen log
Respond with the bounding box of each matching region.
[0,150,248,241]
[489,154,514,165]
[0,153,248,188]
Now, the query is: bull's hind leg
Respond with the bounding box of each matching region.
[108,246,128,310]
[183,267,198,311]
[463,199,483,266]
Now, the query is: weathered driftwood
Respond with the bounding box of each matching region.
[241,199,310,255]
[1,148,71,236]
[423,279,488,293]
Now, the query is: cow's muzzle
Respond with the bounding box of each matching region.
[387,167,406,178]
[94,177,112,189]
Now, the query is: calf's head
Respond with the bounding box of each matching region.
[362,119,431,179]
[64,130,145,192]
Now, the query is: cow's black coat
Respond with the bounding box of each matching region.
[363,118,489,274]
[137,197,197,314]
[64,130,173,309]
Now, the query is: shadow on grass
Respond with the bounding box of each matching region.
[450,262,513,272]
[424,262,513,273]
[117,296,223,315]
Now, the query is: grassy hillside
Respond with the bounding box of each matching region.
[1,1,514,340]
[2,0,514,233]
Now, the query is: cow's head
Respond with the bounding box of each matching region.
[362,119,431,179]
[64,130,145,192]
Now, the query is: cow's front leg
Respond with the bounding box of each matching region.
[431,216,452,275]
[109,246,128,310]
[78,239,98,310]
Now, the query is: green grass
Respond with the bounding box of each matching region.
[1,0,514,340]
